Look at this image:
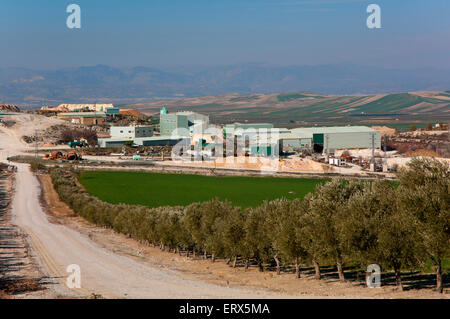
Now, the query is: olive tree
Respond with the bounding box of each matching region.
[269,198,310,278]
[303,179,363,281]
[397,158,450,293]
[201,199,231,262]
[221,206,246,268]
[343,180,420,290]
[183,202,207,257]
[244,205,273,272]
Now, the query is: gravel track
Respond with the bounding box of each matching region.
[0,114,284,298]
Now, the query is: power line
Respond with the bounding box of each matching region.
[34,128,39,163]
[371,133,375,171]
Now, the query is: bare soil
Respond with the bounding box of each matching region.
[0,172,55,298]
[170,156,331,173]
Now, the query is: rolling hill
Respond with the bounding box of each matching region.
[128,91,450,127]
[1,64,450,109]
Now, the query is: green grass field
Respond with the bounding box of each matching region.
[277,93,310,102]
[79,171,326,208]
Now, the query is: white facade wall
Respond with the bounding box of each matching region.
[110,126,153,139]
[324,131,381,150]
[57,103,114,112]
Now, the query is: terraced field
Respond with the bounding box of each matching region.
[129,91,450,127]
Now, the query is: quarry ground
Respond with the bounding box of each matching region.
[0,114,288,298]
[0,113,448,299]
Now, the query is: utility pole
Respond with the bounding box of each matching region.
[383,134,387,171]
[371,133,375,171]
[34,128,39,164]
[94,100,97,125]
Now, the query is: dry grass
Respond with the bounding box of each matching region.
[0,278,44,296]
[404,149,441,157]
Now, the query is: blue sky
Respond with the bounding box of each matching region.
[1,0,449,69]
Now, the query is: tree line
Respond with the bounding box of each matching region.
[49,158,449,293]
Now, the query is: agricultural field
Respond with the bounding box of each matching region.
[79,171,326,208]
[128,91,450,126]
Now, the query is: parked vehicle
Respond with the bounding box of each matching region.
[68,139,88,148]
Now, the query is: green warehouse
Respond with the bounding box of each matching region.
[290,126,381,153]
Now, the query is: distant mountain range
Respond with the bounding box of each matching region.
[1,64,450,108]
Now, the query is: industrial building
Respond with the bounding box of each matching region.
[247,131,312,156]
[223,123,274,137]
[159,107,210,137]
[106,107,120,115]
[58,112,106,126]
[177,111,210,135]
[247,126,379,156]
[98,124,184,148]
[160,111,188,136]
[42,103,115,113]
[291,126,381,153]
[110,126,154,139]
[98,136,184,148]
[133,136,186,146]
[223,125,312,156]
[278,132,312,153]
[96,106,380,159]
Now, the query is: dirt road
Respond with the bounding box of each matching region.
[0,114,283,298]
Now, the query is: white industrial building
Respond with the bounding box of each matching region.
[97,125,187,148]
[42,103,115,112]
[110,126,154,139]
[159,107,210,136]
